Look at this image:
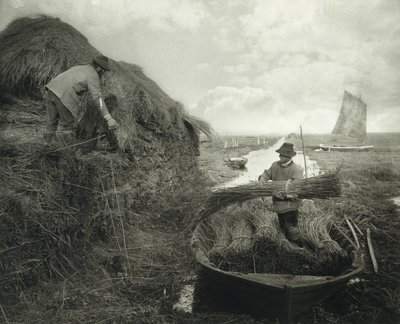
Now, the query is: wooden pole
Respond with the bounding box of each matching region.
[345,217,360,247]
[367,228,379,273]
[300,126,308,178]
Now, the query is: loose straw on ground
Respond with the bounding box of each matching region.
[345,216,360,247]
[110,159,131,276]
[47,135,106,153]
[0,304,9,324]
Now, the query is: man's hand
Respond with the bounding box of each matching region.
[107,117,119,130]
[273,191,286,200]
[104,114,119,130]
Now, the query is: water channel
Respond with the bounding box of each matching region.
[219,137,321,189]
[174,138,322,315]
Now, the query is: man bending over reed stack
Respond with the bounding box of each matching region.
[258,142,304,246]
[43,55,119,147]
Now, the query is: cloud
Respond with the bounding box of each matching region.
[368,108,400,132]
[207,0,400,134]
[190,86,339,135]
[1,0,398,134]
[0,0,207,34]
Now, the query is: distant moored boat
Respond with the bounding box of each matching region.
[319,144,374,152]
[224,157,248,169]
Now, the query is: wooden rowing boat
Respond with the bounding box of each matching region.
[224,157,248,169]
[319,144,373,152]
[191,221,364,323]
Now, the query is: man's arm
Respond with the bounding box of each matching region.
[87,72,118,129]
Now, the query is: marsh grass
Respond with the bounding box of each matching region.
[294,134,400,323]
[0,140,211,323]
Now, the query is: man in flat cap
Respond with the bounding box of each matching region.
[43,55,118,146]
[258,142,304,246]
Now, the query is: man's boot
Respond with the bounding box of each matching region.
[285,224,304,247]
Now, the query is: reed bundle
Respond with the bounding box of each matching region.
[249,207,319,275]
[225,218,255,273]
[251,207,282,273]
[298,200,336,251]
[298,200,350,275]
[204,197,351,275]
[200,172,341,219]
[208,213,233,268]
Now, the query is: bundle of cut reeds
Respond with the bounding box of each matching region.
[250,206,319,275]
[199,172,341,219]
[208,213,233,269]
[298,200,350,275]
[225,218,255,273]
[251,207,281,273]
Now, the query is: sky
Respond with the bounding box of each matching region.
[0,0,399,135]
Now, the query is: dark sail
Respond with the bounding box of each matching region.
[332,90,367,139]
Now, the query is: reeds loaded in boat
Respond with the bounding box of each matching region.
[207,199,350,276]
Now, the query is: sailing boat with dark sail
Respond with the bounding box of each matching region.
[320,90,373,151]
[332,90,367,139]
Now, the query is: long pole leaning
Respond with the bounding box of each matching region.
[300,125,308,178]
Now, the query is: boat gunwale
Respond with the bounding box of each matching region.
[194,249,363,290]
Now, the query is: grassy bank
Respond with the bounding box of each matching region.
[294,136,400,324]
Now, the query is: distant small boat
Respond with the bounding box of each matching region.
[224,157,248,169]
[319,144,373,152]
